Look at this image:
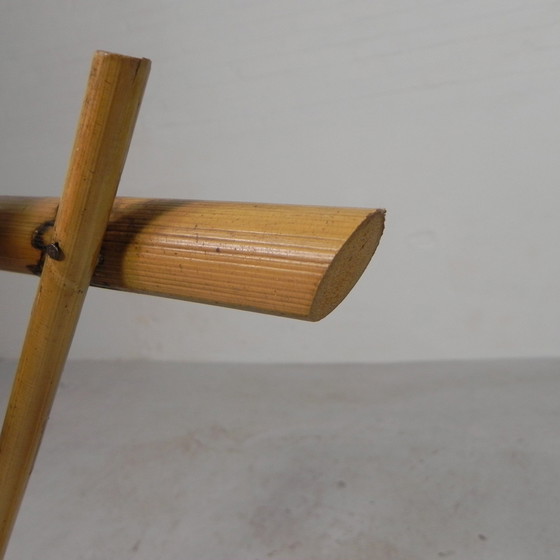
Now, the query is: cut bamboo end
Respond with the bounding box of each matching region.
[0,197,385,320]
[309,208,385,321]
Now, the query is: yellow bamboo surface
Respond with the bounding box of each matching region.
[0,52,150,558]
[0,196,385,321]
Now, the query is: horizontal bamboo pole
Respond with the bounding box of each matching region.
[0,196,385,321]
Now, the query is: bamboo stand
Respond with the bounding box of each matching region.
[0,51,384,557]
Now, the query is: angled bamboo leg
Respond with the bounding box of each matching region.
[0,51,150,558]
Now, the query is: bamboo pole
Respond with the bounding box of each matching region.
[0,52,150,557]
[0,197,385,321]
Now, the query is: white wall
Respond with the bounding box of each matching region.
[1,0,559,362]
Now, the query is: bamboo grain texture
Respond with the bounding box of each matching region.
[0,197,385,321]
[0,52,150,558]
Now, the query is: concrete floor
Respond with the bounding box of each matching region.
[0,358,559,559]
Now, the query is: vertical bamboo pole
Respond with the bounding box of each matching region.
[0,51,150,557]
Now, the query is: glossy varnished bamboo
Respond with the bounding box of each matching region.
[0,52,150,557]
[0,197,385,321]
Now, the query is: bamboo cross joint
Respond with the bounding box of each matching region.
[0,51,385,557]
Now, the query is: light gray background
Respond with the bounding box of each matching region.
[2,5,560,558]
[3,358,560,560]
[1,0,559,362]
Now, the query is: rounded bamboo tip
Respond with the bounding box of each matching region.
[308,209,385,321]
